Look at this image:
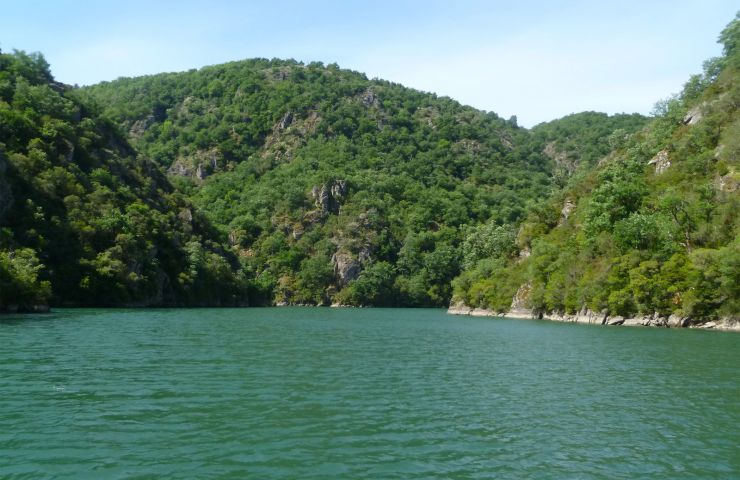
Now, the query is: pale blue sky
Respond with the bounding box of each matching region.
[1,1,737,126]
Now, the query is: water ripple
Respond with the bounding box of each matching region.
[0,308,738,479]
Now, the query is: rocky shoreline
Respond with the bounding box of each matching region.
[447,303,740,332]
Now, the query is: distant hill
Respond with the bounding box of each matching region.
[451,13,740,324]
[81,59,645,307]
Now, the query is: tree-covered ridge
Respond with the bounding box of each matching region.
[529,111,647,185]
[453,14,740,322]
[82,60,561,307]
[0,50,250,311]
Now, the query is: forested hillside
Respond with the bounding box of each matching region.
[83,61,630,307]
[0,50,249,311]
[452,14,740,323]
[4,14,736,314]
[0,49,651,309]
[83,58,650,307]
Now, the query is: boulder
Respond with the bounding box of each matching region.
[666,314,683,328]
[666,314,694,328]
[447,302,472,315]
[546,312,568,322]
[573,308,605,324]
[622,317,644,327]
[714,317,740,331]
[507,308,536,319]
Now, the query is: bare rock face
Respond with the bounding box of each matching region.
[648,150,671,175]
[361,88,380,107]
[508,283,535,318]
[666,314,685,328]
[447,302,473,315]
[683,106,703,125]
[130,115,156,137]
[543,141,577,176]
[331,180,348,199]
[312,185,330,213]
[302,209,325,228]
[619,313,666,327]
[559,198,576,224]
[168,161,192,177]
[311,180,347,215]
[622,317,646,327]
[332,251,360,287]
[278,111,293,130]
[571,308,607,325]
[168,148,222,180]
[510,283,530,310]
[716,168,738,192]
[195,164,207,180]
[357,245,372,263]
[713,317,740,331]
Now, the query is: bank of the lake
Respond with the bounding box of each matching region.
[2,308,739,479]
[448,302,740,332]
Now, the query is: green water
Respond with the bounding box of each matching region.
[1,308,738,479]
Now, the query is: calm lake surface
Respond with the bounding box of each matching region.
[1,308,738,479]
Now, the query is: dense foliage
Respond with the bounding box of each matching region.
[453,14,740,321]
[0,50,249,310]
[4,14,736,315]
[83,60,583,307]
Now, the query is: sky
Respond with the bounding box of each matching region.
[1,1,737,127]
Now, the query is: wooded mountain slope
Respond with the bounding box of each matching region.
[81,58,648,307]
[0,51,249,310]
[452,14,740,322]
